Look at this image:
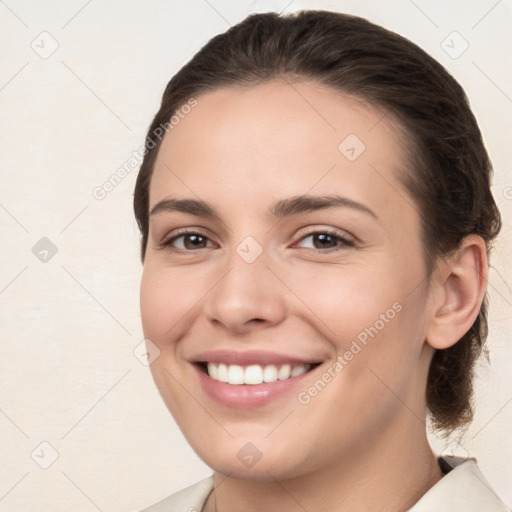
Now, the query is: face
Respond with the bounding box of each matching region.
[140,80,436,480]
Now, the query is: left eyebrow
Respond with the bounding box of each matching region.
[270,194,378,220]
[149,194,377,220]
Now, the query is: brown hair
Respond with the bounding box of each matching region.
[133,10,501,432]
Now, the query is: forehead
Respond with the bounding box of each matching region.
[150,79,413,225]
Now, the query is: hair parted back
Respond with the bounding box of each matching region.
[134,10,501,433]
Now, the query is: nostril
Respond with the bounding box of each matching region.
[250,318,265,323]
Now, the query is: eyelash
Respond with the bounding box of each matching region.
[159,227,355,253]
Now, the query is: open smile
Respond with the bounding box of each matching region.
[191,350,324,408]
[198,361,321,385]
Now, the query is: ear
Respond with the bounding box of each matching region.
[426,235,488,350]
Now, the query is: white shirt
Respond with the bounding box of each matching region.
[141,457,510,511]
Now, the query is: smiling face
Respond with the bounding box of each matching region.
[140,79,438,481]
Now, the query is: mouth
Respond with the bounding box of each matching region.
[196,361,322,385]
[190,349,325,408]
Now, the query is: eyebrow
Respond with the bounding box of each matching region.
[149,194,377,220]
[150,197,218,218]
[271,195,377,219]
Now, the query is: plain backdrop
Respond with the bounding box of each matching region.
[0,1,511,510]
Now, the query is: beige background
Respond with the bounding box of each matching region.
[0,0,511,510]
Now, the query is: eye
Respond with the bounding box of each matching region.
[295,230,355,251]
[161,229,215,252]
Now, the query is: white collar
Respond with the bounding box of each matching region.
[141,458,508,511]
[409,457,509,511]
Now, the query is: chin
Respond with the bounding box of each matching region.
[187,433,314,482]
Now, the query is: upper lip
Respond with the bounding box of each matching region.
[192,350,323,366]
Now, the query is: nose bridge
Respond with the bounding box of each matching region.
[220,225,269,285]
[203,233,286,331]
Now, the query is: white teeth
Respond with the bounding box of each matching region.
[217,363,228,383]
[290,365,309,377]
[245,365,263,385]
[207,362,218,380]
[278,364,291,380]
[227,365,245,385]
[263,364,278,383]
[205,362,311,385]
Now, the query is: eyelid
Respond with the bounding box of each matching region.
[160,227,216,249]
[159,225,356,254]
[293,225,355,245]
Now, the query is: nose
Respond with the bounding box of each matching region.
[202,245,287,336]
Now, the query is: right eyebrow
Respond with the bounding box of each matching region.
[149,198,220,220]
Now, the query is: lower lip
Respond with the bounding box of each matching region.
[194,364,317,408]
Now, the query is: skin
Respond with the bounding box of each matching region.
[140,79,488,512]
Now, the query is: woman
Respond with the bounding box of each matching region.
[134,10,506,511]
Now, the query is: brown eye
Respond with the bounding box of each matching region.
[311,233,339,249]
[179,234,208,250]
[296,230,354,251]
[162,230,214,251]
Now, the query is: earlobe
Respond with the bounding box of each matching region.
[425,235,488,350]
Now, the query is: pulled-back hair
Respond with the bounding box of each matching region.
[133,10,501,432]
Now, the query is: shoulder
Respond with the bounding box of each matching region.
[409,457,509,511]
[138,460,509,512]
[140,476,214,512]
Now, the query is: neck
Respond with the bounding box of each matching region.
[203,417,443,512]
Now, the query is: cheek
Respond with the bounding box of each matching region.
[139,264,201,344]
[139,265,202,416]
[283,260,402,345]
[287,256,426,392]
